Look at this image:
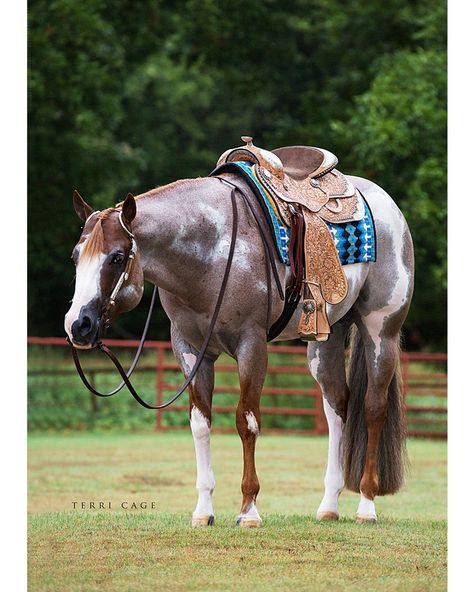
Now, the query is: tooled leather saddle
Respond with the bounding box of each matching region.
[215,136,366,341]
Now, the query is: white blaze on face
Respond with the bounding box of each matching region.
[64,252,107,339]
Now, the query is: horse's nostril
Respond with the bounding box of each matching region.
[79,315,93,336]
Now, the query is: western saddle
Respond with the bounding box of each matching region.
[216,136,365,341]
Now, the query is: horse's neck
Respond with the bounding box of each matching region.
[133,178,229,294]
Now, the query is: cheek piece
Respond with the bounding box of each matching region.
[100,211,138,331]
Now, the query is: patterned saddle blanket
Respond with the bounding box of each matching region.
[211,161,376,267]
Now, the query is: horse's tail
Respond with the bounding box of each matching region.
[343,326,407,495]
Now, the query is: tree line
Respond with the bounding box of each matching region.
[28,0,446,349]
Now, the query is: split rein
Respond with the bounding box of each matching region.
[67,180,283,410]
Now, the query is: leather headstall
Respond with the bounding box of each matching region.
[102,211,138,328]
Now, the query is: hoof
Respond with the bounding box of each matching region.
[237,516,262,528]
[356,514,377,524]
[192,515,215,527]
[317,511,339,521]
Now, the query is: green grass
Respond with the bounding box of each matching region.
[28,432,447,591]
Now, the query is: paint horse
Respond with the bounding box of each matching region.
[64,141,414,527]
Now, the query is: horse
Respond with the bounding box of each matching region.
[64,170,414,527]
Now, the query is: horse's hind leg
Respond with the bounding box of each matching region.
[171,325,217,526]
[308,316,352,521]
[235,336,267,528]
[353,311,405,523]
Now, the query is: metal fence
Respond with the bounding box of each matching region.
[27,337,447,438]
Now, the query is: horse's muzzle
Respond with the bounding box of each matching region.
[70,300,104,348]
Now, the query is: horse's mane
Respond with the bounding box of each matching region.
[115,179,195,205]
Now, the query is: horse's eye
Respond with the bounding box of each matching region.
[111,253,125,265]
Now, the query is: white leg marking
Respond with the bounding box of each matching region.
[310,351,344,519]
[64,253,106,339]
[237,501,262,527]
[190,406,215,521]
[245,411,259,435]
[356,494,377,522]
[317,397,344,518]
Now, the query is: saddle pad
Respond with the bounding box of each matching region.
[210,161,376,266]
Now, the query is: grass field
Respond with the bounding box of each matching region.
[28,432,447,591]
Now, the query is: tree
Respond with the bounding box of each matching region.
[28,0,446,348]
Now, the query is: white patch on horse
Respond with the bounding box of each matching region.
[309,349,321,379]
[198,203,226,227]
[190,406,215,519]
[183,352,197,375]
[361,186,411,365]
[326,262,369,326]
[245,411,259,435]
[64,253,106,339]
[214,238,251,271]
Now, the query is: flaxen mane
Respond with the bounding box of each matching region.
[80,208,116,261]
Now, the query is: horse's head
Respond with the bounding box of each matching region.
[64,191,144,348]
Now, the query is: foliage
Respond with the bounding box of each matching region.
[28,0,446,349]
[336,48,447,347]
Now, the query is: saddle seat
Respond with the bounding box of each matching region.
[272,145,338,181]
[216,136,366,342]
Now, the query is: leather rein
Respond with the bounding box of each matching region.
[68,179,285,410]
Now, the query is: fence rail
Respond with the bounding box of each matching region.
[27,337,447,438]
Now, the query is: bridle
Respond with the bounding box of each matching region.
[68,181,287,410]
[107,213,138,314]
[100,211,139,333]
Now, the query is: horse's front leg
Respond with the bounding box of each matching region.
[171,325,217,526]
[235,338,267,528]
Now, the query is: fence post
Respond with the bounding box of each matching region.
[156,345,164,431]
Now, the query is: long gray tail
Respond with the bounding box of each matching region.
[343,326,407,495]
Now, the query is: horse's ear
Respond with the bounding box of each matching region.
[122,193,136,225]
[73,190,93,222]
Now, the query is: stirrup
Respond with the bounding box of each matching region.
[297,287,330,342]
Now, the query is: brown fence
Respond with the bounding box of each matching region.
[27,337,447,438]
